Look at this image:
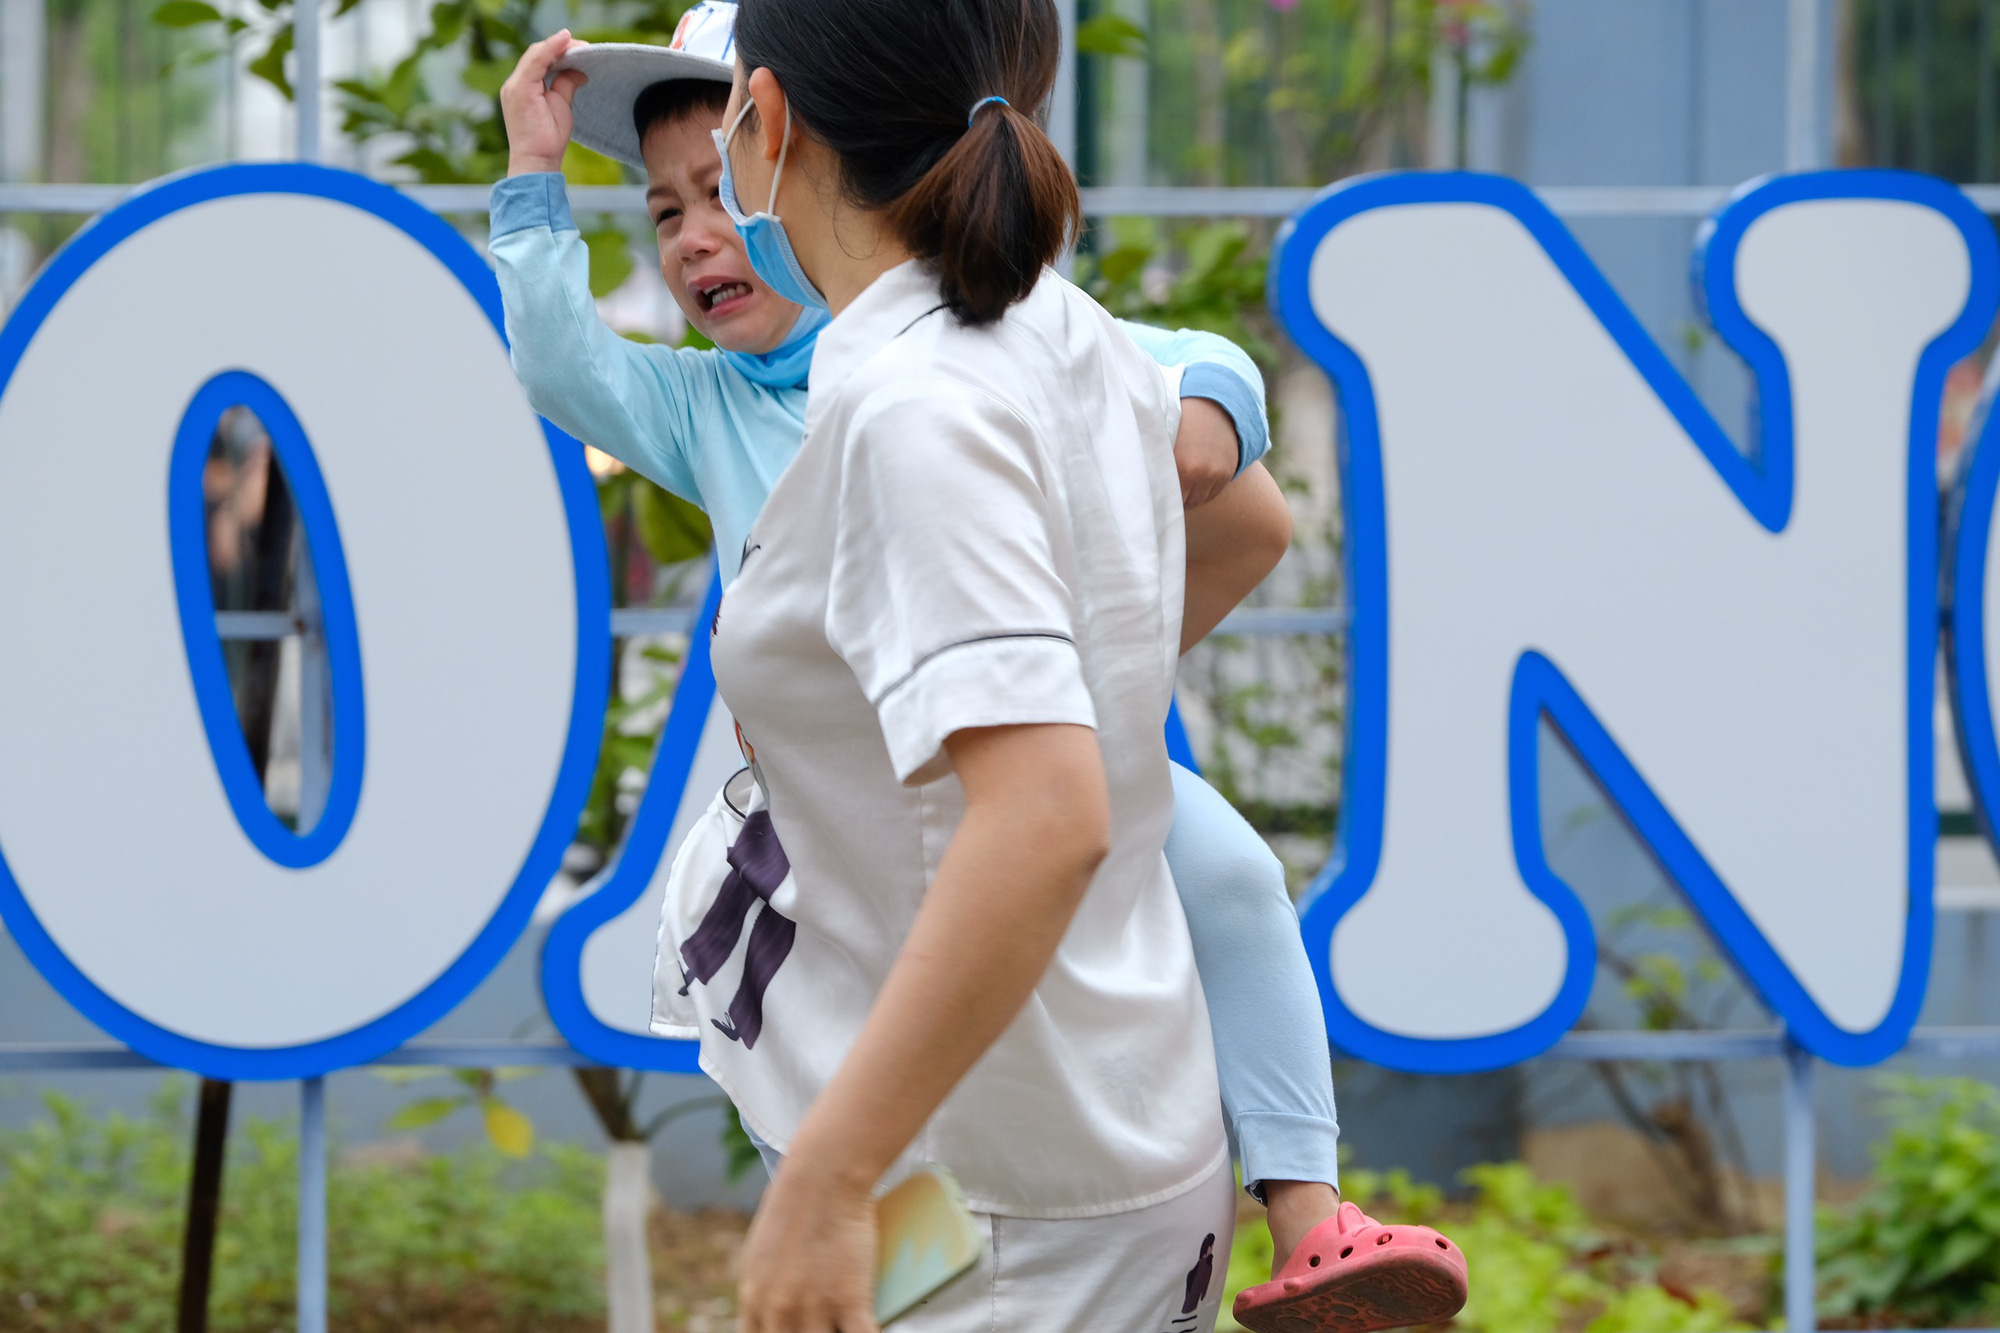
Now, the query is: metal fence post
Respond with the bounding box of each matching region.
[298,1075,327,1333]
[294,0,321,162]
[1785,0,1824,172]
[1784,1038,1817,1333]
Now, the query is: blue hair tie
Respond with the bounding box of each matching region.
[967,95,1010,126]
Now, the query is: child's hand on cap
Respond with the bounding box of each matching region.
[501,31,590,177]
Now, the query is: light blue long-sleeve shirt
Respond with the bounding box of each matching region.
[489,173,1269,584]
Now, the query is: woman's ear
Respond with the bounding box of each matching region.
[746,67,789,164]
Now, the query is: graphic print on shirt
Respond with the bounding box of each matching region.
[677,808,796,1049]
[1175,1232,1217,1323]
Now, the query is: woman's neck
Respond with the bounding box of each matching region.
[797,203,914,317]
[779,140,914,315]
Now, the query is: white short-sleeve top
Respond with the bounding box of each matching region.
[705,260,1227,1219]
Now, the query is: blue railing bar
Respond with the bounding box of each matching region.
[11,1027,2000,1072]
[9,182,2000,220]
[612,607,698,637]
[369,1040,598,1067]
[208,605,1346,642]
[1900,1026,2000,1057]
[214,610,301,640]
[1214,607,1347,635]
[0,1043,162,1070]
[1543,1030,1791,1060]
[606,605,1346,638]
[0,1039,596,1071]
[0,183,137,211]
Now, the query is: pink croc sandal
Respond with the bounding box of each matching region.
[1232,1201,1468,1333]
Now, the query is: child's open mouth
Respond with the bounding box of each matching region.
[698,280,755,316]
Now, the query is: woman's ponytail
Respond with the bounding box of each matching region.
[888,102,1079,324]
[735,0,1081,325]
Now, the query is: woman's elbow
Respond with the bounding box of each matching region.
[1038,762,1112,882]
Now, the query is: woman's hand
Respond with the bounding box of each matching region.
[500,30,588,176]
[737,1154,881,1333]
[1174,396,1242,508]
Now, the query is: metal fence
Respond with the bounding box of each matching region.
[2,1,1998,1331]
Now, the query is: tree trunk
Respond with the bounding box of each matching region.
[603,1140,655,1333]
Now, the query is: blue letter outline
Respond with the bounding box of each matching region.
[1944,327,2000,868]
[540,568,721,1073]
[168,369,365,867]
[1269,169,1993,1072]
[0,163,612,1079]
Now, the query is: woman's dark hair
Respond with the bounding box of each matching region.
[733,0,1081,325]
[631,78,732,148]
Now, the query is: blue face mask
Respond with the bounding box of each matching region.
[713,100,828,311]
[719,305,828,389]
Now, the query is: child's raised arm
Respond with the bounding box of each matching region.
[492,34,714,504]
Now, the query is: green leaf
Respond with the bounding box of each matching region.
[721,1103,763,1182]
[582,226,635,298]
[1098,242,1153,286]
[461,57,511,98]
[152,0,222,26]
[1075,13,1146,58]
[247,23,295,100]
[631,478,713,566]
[423,1,468,49]
[384,1096,466,1131]
[563,140,625,187]
[334,77,388,107]
[391,146,467,185]
[481,1099,534,1157]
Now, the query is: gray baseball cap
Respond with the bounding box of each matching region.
[555,1,738,167]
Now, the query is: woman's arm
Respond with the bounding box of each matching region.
[736,722,1109,1333]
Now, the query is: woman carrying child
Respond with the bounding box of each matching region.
[494,5,1466,1327]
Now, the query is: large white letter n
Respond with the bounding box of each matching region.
[1271,171,1997,1072]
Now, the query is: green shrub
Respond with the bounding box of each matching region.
[0,1087,604,1331]
[1455,1164,1753,1333]
[1818,1075,2000,1327]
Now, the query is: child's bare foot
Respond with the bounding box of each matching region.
[1266,1179,1342,1271]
